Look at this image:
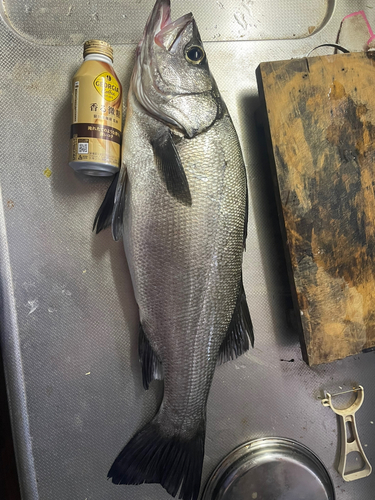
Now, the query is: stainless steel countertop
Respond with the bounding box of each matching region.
[0,1,374,499]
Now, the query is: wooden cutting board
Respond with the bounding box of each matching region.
[256,52,375,365]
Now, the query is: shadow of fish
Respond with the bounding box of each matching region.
[94,1,254,499]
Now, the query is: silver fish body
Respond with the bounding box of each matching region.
[94,1,254,499]
[124,100,246,431]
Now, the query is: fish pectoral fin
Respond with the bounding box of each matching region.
[93,171,119,234]
[151,130,192,206]
[138,324,163,390]
[217,280,254,365]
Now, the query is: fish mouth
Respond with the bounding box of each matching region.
[144,0,193,51]
[133,0,197,134]
[145,0,172,38]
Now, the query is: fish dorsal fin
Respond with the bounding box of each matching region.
[151,130,192,206]
[217,280,254,365]
[139,324,163,390]
[93,172,119,234]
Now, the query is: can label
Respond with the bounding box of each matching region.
[93,72,121,102]
[69,60,122,169]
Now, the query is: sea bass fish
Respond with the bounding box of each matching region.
[94,1,254,499]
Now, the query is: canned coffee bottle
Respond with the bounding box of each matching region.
[69,40,123,176]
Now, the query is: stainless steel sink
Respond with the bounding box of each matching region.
[0,1,374,499]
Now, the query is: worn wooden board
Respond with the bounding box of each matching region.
[256,52,375,365]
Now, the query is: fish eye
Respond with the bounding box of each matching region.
[185,46,205,65]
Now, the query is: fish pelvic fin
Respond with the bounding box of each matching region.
[217,279,254,365]
[151,130,192,206]
[111,162,127,241]
[92,162,127,241]
[108,417,205,500]
[93,172,119,234]
[139,324,163,390]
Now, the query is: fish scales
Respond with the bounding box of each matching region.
[94,1,254,499]
[124,111,246,429]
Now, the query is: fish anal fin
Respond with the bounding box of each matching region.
[151,130,192,206]
[139,324,163,390]
[217,280,254,365]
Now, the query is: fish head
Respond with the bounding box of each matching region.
[132,0,223,138]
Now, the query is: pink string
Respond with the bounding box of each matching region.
[342,10,375,45]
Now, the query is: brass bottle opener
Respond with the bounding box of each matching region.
[321,386,372,481]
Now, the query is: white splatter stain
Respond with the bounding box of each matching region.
[246,353,271,367]
[234,11,249,31]
[22,281,36,291]
[27,299,39,315]
[74,414,83,431]
[242,0,254,17]
[48,307,56,313]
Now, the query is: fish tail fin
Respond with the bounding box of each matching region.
[108,417,205,500]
